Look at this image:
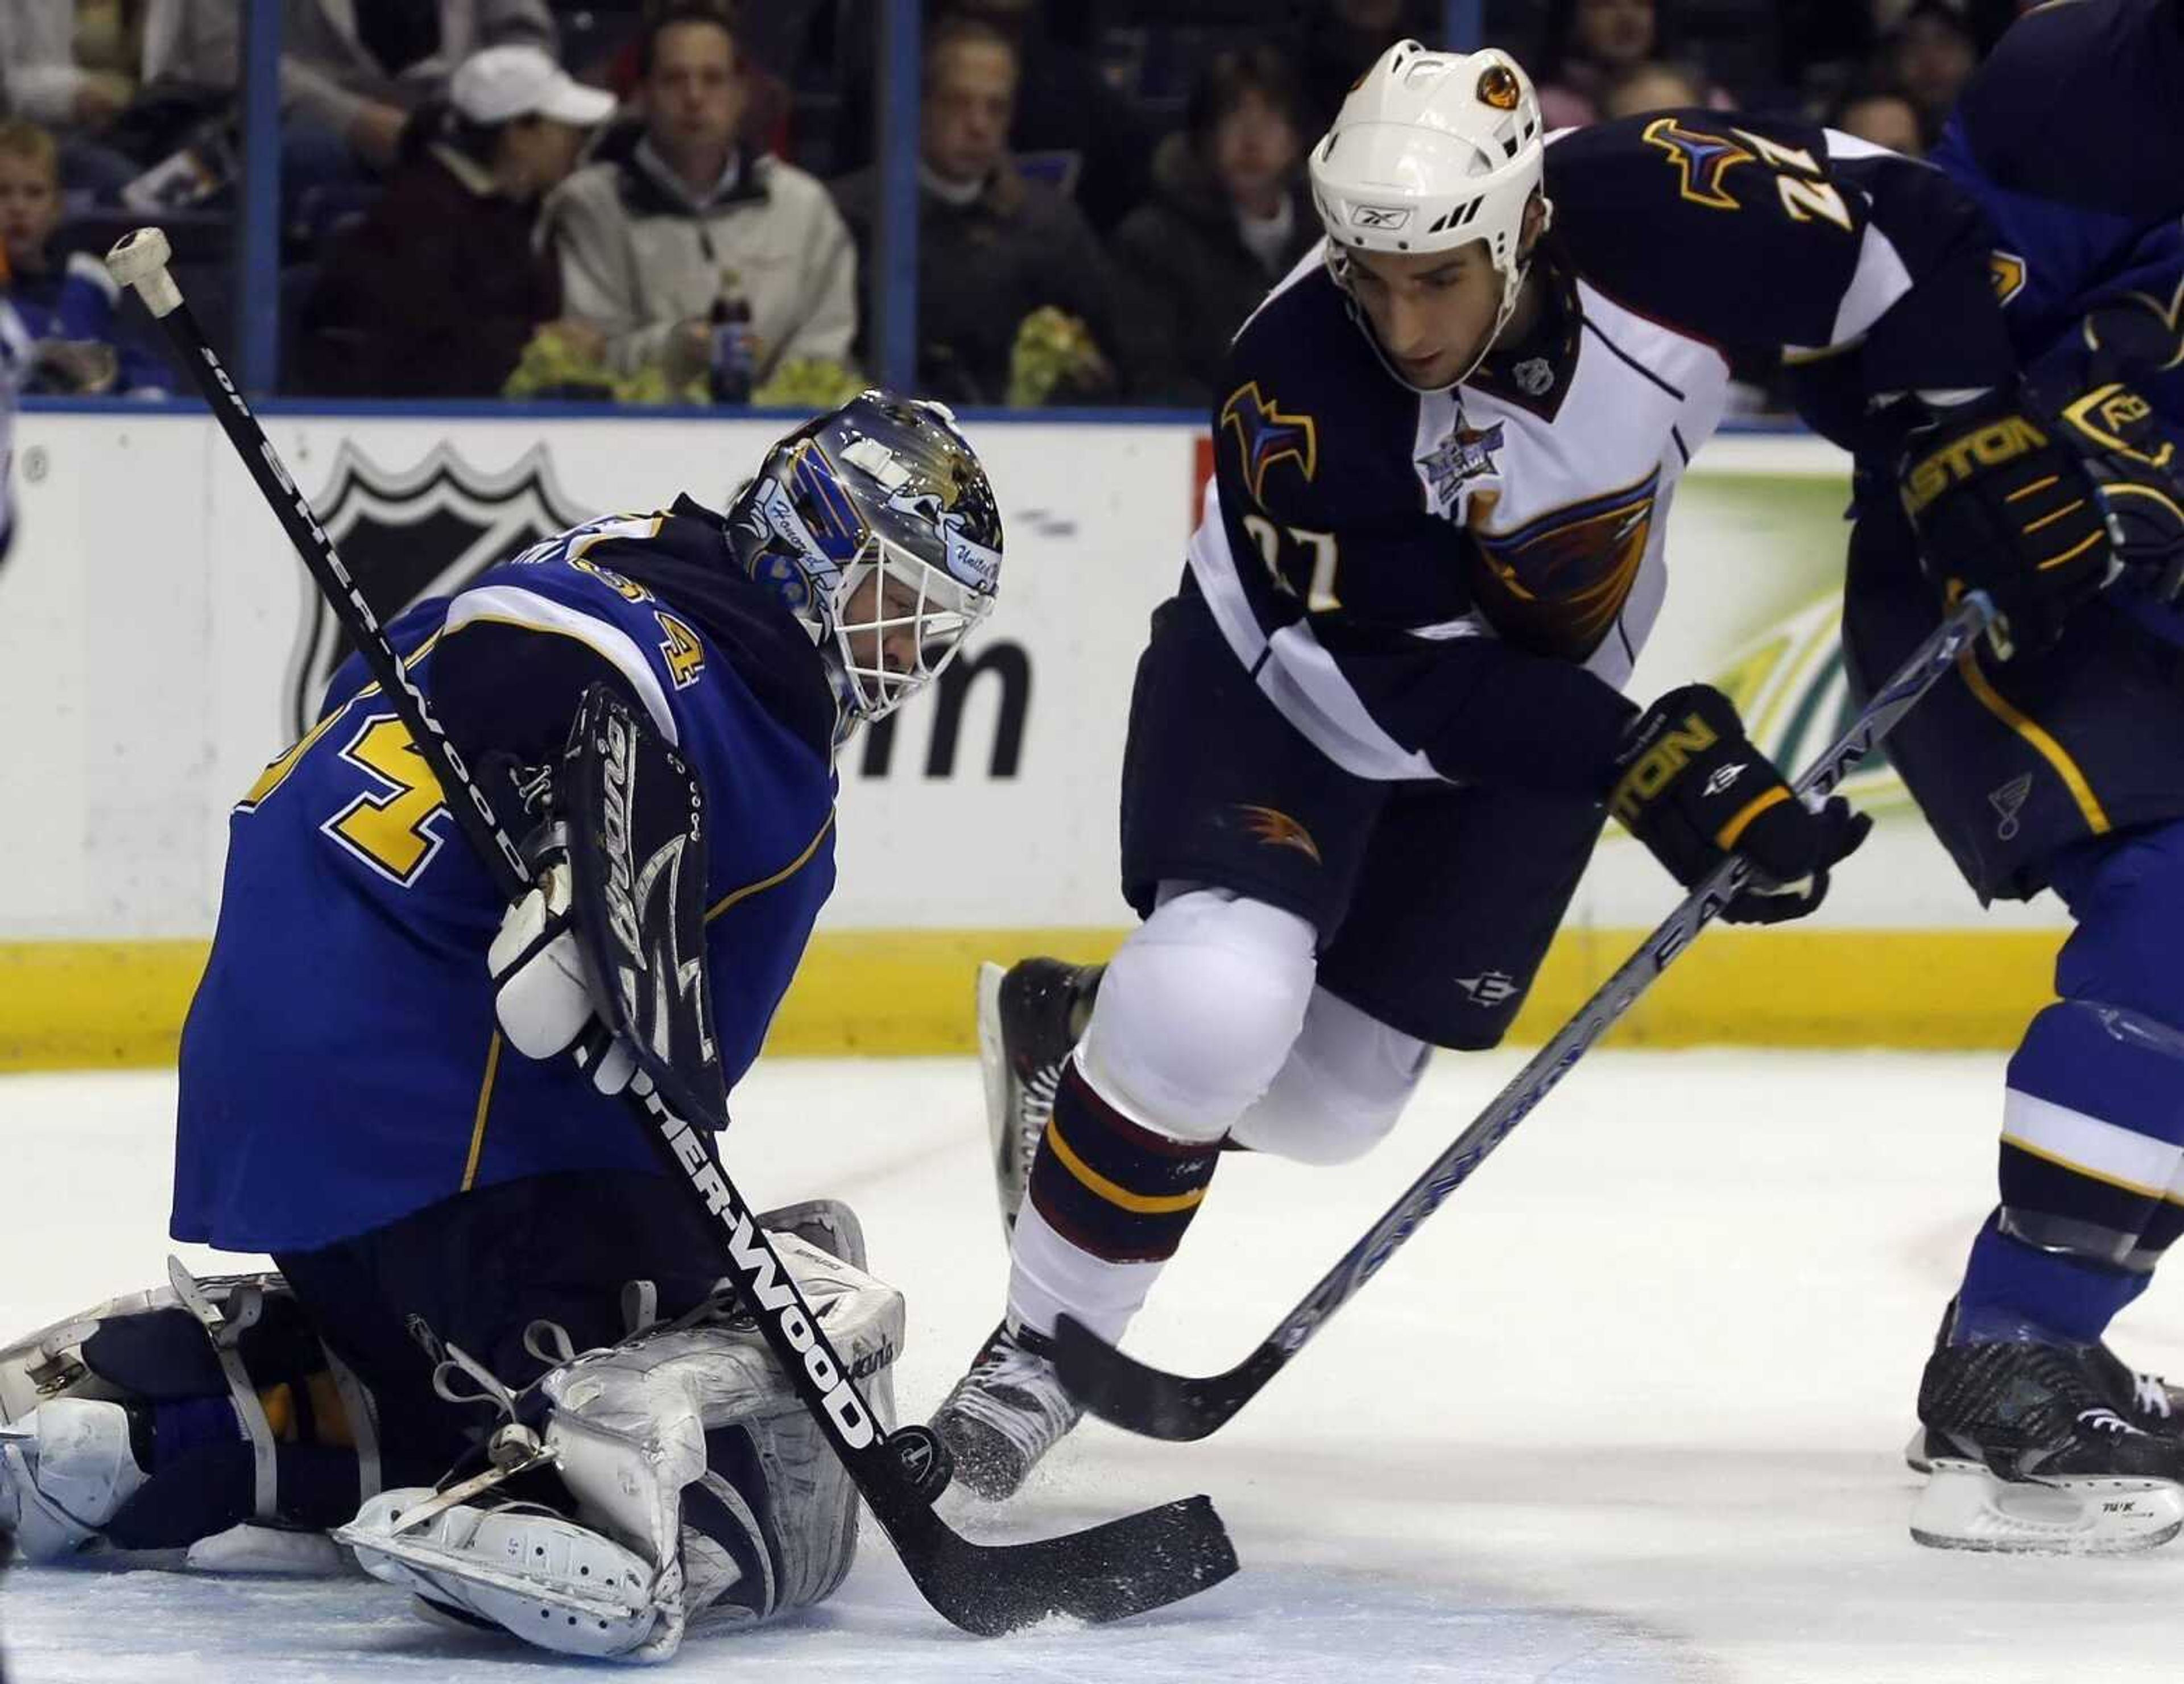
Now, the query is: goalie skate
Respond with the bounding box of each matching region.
[1909,1340,2184,1554]
[977,959,1100,1237]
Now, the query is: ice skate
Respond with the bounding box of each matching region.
[1905,1303,2184,1472]
[929,1323,1083,1501]
[1909,1339,2184,1554]
[977,959,1101,1237]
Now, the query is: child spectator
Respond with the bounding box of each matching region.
[0,120,164,393]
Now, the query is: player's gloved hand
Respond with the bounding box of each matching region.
[1898,388,2113,657]
[2045,378,2184,604]
[486,820,636,1095]
[1611,684,1871,926]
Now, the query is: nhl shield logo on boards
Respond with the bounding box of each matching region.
[284,443,591,736]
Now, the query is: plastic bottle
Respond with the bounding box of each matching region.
[708,295,757,404]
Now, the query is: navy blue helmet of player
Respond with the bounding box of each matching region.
[1307,43,1549,387]
[727,390,1003,734]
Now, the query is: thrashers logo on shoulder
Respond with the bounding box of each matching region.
[285,443,592,737]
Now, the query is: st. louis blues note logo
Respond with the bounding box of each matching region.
[1220,381,1318,505]
[1419,420,1505,518]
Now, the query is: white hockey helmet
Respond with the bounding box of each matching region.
[1308,41,1550,350]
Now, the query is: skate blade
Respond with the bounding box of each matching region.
[1910,1457,2184,1555]
[975,962,1017,1239]
[1904,1424,1931,1475]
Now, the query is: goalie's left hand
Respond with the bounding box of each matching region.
[486,825,636,1094]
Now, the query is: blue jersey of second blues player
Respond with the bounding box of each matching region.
[1933,0,2184,412]
[173,497,841,1254]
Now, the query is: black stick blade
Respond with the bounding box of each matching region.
[880,1492,1238,1635]
[1052,1316,1288,1441]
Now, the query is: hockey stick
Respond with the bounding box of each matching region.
[106,228,1236,1633]
[1054,588,1999,1441]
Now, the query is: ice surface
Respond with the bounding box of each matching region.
[3,1051,2179,1682]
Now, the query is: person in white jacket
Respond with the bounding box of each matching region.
[547,3,855,394]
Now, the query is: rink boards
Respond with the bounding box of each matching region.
[0,409,2069,1066]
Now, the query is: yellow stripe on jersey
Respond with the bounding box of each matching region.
[1954,648,2111,835]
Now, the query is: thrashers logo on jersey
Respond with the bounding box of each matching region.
[1230,804,1322,864]
[288,444,590,737]
[1466,470,1661,662]
[1641,117,1756,210]
[1221,381,1319,505]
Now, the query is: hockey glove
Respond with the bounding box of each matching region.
[486,810,637,1096]
[1611,684,1871,926]
[2045,379,2184,605]
[1898,389,2113,657]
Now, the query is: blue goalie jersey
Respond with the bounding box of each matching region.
[173,497,841,1255]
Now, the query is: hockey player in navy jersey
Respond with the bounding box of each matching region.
[0,392,1004,1657]
[1839,0,2184,1554]
[933,38,2140,1509]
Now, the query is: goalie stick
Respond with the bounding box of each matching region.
[1053,588,1999,1441]
[106,228,1237,1634]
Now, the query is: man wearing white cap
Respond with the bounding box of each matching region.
[296,43,615,396]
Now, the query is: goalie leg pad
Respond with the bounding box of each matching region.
[339,1225,903,1660]
[0,1261,379,1564]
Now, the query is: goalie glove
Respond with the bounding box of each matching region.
[1611,684,1871,926]
[489,684,730,1127]
[487,815,638,1096]
[1898,389,2114,657]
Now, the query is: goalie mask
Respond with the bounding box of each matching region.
[727,391,1003,734]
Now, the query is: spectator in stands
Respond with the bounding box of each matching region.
[1108,45,1315,409]
[0,1,150,198]
[0,3,139,134]
[1595,58,1710,121]
[830,0,1155,234]
[140,0,556,192]
[1289,0,1443,140]
[293,44,609,397]
[1829,83,1924,156]
[1538,0,1670,129]
[831,14,1118,407]
[1879,1,1979,146]
[548,2,857,401]
[0,119,164,392]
